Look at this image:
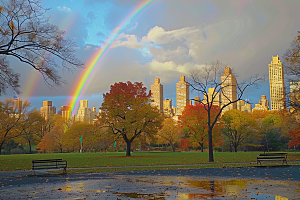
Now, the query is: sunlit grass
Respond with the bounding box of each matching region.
[0,151,299,172]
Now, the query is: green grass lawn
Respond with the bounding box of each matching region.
[1,152,300,172]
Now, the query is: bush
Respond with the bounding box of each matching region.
[11,148,25,154]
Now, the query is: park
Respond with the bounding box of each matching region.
[1,0,300,199]
[0,151,300,199]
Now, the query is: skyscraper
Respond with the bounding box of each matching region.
[252,95,270,111]
[61,106,72,120]
[163,99,173,118]
[221,67,237,111]
[76,100,91,123]
[176,75,189,116]
[269,55,286,110]
[151,78,163,113]
[40,101,56,120]
[202,88,221,106]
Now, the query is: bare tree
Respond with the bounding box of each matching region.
[188,61,263,162]
[0,0,83,94]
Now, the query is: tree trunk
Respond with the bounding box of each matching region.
[126,142,131,156]
[29,140,32,154]
[234,144,238,152]
[0,140,5,155]
[172,145,175,152]
[200,143,204,152]
[208,127,214,162]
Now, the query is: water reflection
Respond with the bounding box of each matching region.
[176,178,296,199]
[59,177,299,199]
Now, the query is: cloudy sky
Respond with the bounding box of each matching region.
[3,0,300,112]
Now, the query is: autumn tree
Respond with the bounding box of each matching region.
[98,127,115,153]
[156,118,183,152]
[178,138,191,151]
[37,114,66,153]
[62,122,100,152]
[283,31,300,111]
[179,104,222,152]
[0,0,83,94]
[188,61,263,161]
[99,81,163,156]
[288,126,300,148]
[221,109,258,152]
[0,98,30,154]
[260,113,292,152]
[18,109,45,154]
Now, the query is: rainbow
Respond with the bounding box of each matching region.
[22,70,41,99]
[21,13,77,100]
[68,0,158,115]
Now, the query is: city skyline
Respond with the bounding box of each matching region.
[2,0,300,112]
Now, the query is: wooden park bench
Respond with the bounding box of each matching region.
[257,153,288,165]
[32,159,67,174]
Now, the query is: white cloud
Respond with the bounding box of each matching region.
[112,33,144,49]
[57,6,72,12]
[142,26,200,44]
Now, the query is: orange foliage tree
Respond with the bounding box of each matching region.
[288,127,300,148]
[99,81,163,156]
[37,114,67,153]
[179,104,222,152]
[178,138,191,151]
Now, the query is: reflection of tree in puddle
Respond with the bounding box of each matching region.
[115,192,165,199]
[175,178,299,199]
[181,179,248,198]
[61,182,84,192]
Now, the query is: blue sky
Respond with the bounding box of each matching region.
[3,0,300,113]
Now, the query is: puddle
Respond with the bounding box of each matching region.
[115,192,165,199]
[131,177,300,199]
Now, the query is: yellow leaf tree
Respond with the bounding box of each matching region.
[221,109,258,152]
[0,98,30,155]
[156,118,183,152]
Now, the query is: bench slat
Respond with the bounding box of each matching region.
[32,159,67,174]
[257,153,288,165]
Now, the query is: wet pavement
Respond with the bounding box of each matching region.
[0,165,300,199]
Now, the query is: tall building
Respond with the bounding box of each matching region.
[151,78,163,113]
[176,75,189,116]
[40,101,56,120]
[75,100,98,123]
[241,103,252,113]
[163,99,173,118]
[252,95,270,111]
[237,100,252,113]
[76,100,91,123]
[221,67,237,111]
[202,88,221,106]
[269,55,286,110]
[61,106,72,120]
[194,97,201,105]
[237,100,245,111]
